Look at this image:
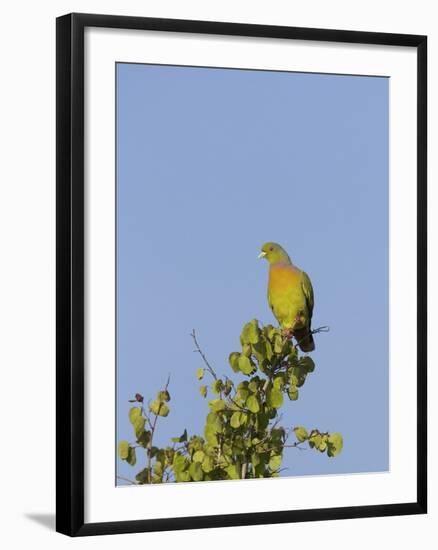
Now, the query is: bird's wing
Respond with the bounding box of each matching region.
[301,271,314,321]
[267,285,275,315]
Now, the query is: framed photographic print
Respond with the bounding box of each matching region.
[56,12,427,536]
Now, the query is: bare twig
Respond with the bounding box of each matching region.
[146,374,171,483]
[295,325,330,349]
[312,325,330,335]
[140,405,154,430]
[117,475,137,486]
[283,442,308,451]
[228,396,251,414]
[270,413,284,431]
[164,467,175,483]
[191,329,218,380]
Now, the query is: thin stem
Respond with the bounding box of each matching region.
[228,396,251,414]
[283,442,307,450]
[295,325,329,348]
[265,441,307,453]
[191,329,218,380]
[147,374,171,483]
[117,475,137,486]
[140,405,154,430]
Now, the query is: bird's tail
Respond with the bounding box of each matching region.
[294,326,315,352]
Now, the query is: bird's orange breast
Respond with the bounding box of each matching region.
[268,264,301,292]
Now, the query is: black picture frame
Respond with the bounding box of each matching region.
[56,12,427,537]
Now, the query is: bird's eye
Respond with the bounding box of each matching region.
[269,247,274,251]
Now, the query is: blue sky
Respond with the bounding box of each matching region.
[116,63,389,485]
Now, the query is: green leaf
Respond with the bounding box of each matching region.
[271,427,285,443]
[254,454,267,478]
[133,416,146,438]
[269,454,282,471]
[135,468,149,484]
[265,340,273,361]
[201,455,214,473]
[157,390,170,402]
[241,319,260,345]
[172,452,188,473]
[238,354,254,375]
[308,432,321,449]
[273,375,285,390]
[188,436,203,452]
[175,469,191,482]
[288,387,299,401]
[289,370,299,386]
[263,324,276,341]
[299,356,315,373]
[209,399,226,412]
[236,385,249,402]
[157,390,170,401]
[199,384,208,398]
[189,461,203,481]
[224,379,233,396]
[242,343,252,357]
[273,334,283,354]
[118,440,129,460]
[136,430,151,447]
[327,433,343,457]
[159,403,170,417]
[228,352,241,373]
[290,366,300,378]
[126,446,136,466]
[149,446,159,458]
[196,367,204,380]
[212,379,223,395]
[129,407,142,424]
[154,460,163,476]
[246,394,260,413]
[171,428,188,443]
[255,412,269,432]
[230,411,241,428]
[206,411,223,432]
[288,346,298,363]
[251,452,260,468]
[204,424,219,446]
[294,426,309,442]
[252,341,267,362]
[192,450,205,463]
[225,463,241,480]
[267,387,283,409]
[149,400,169,417]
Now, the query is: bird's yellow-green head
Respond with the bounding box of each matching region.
[258,242,292,265]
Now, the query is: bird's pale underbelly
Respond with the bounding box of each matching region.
[268,266,307,329]
[270,289,307,328]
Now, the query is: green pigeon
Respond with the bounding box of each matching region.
[258,242,315,352]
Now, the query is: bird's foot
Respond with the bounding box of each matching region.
[282,328,295,340]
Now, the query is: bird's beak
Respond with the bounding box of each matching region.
[257,251,267,259]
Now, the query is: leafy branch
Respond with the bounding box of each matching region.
[118,319,343,484]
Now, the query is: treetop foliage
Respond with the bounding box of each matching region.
[118,319,343,484]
